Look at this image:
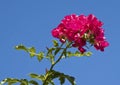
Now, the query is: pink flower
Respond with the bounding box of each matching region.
[78,47,86,53]
[94,41,109,51]
[51,28,60,38]
[51,14,109,53]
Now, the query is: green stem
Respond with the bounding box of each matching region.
[43,42,72,85]
[50,42,72,70]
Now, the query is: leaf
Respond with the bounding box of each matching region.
[47,48,55,55]
[49,53,54,64]
[15,44,44,62]
[20,79,28,85]
[15,45,28,52]
[29,80,39,85]
[46,47,55,58]
[59,76,65,85]
[67,51,83,57]
[37,52,44,62]
[54,48,61,55]
[0,78,20,85]
[0,79,8,85]
[74,51,84,56]
[46,47,55,64]
[84,52,92,56]
[63,50,67,58]
[52,40,58,47]
[29,73,38,78]
[15,45,36,57]
[28,47,36,57]
[67,51,92,58]
[64,75,76,85]
[46,80,55,85]
[29,73,45,82]
[46,70,76,85]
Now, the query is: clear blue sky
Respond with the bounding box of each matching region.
[0,0,120,85]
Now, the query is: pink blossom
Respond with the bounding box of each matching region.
[94,41,109,51]
[78,47,86,54]
[51,14,109,53]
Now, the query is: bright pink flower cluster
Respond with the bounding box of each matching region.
[52,14,109,53]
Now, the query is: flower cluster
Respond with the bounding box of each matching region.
[52,14,109,53]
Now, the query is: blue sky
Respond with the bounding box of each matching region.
[0,0,120,85]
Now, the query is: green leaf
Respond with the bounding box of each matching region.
[46,70,76,85]
[15,44,44,62]
[46,47,55,58]
[46,47,55,64]
[63,50,67,58]
[0,79,8,85]
[0,78,20,85]
[0,78,32,85]
[64,75,76,85]
[29,73,38,78]
[29,73,45,82]
[59,76,65,85]
[52,40,58,47]
[15,45,28,52]
[43,71,55,85]
[49,53,54,64]
[45,80,55,85]
[84,52,92,56]
[28,47,36,57]
[67,51,92,58]
[29,80,39,85]
[47,48,55,55]
[74,51,84,56]
[20,79,28,85]
[54,48,61,55]
[37,52,44,62]
[67,51,83,57]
